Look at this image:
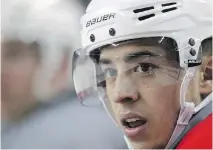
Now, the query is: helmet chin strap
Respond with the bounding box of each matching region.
[165,67,197,148]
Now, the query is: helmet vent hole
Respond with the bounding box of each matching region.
[162,2,177,7]
[133,6,154,13]
[162,7,177,13]
[138,14,155,21]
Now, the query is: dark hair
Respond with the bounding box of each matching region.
[201,37,212,56]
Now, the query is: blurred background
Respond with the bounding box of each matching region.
[1,0,127,149]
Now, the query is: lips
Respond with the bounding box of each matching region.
[120,113,148,138]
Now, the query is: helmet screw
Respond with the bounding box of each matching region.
[190,48,196,56]
[188,38,195,46]
[109,28,116,36]
[90,34,95,42]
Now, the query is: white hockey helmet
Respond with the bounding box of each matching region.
[81,0,211,68]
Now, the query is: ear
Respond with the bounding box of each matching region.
[200,56,212,94]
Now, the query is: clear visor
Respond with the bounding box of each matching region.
[72,37,186,119]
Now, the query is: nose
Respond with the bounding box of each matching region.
[113,73,139,103]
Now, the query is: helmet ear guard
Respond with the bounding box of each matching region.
[180,38,203,69]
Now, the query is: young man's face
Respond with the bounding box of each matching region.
[99,43,183,149]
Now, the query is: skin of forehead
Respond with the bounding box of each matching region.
[100,44,166,63]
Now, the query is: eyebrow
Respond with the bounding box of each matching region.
[124,50,159,62]
[99,58,112,65]
[99,50,159,65]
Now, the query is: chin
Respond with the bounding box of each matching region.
[130,140,167,149]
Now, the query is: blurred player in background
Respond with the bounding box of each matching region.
[1,0,127,148]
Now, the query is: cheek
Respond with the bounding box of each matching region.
[138,77,181,109]
[106,84,121,122]
[138,84,180,142]
[138,82,181,124]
